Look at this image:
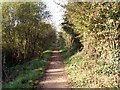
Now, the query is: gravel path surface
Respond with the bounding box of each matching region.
[37,47,70,89]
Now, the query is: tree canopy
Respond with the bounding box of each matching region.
[2,2,56,67]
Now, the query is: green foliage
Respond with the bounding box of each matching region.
[61,2,120,88]
[2,2,56,67]
[2,1,56,84]
[3,49,52,88]
[62,2,119,59]
[64,52,118,88]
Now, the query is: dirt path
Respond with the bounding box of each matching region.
[37,47,70,89]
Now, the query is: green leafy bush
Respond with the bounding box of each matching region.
[3,50,52,89]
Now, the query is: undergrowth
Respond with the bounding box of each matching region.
[62,48,119,88]
[2,49,52,89]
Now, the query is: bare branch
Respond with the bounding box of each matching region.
[53,0,66,8]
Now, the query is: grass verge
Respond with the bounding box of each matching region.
[3,49,52,89]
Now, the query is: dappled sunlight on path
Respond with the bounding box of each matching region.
[37,47,70,89]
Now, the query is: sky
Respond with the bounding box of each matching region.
[42,0,67,32]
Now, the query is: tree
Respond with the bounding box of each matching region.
[2,2,56,67]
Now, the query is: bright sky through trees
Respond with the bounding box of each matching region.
[42,0,67,32]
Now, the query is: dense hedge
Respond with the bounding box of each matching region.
[61,2,120,88]
[62,2,120,65]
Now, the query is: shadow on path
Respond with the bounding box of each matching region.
[37,47,70,89]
